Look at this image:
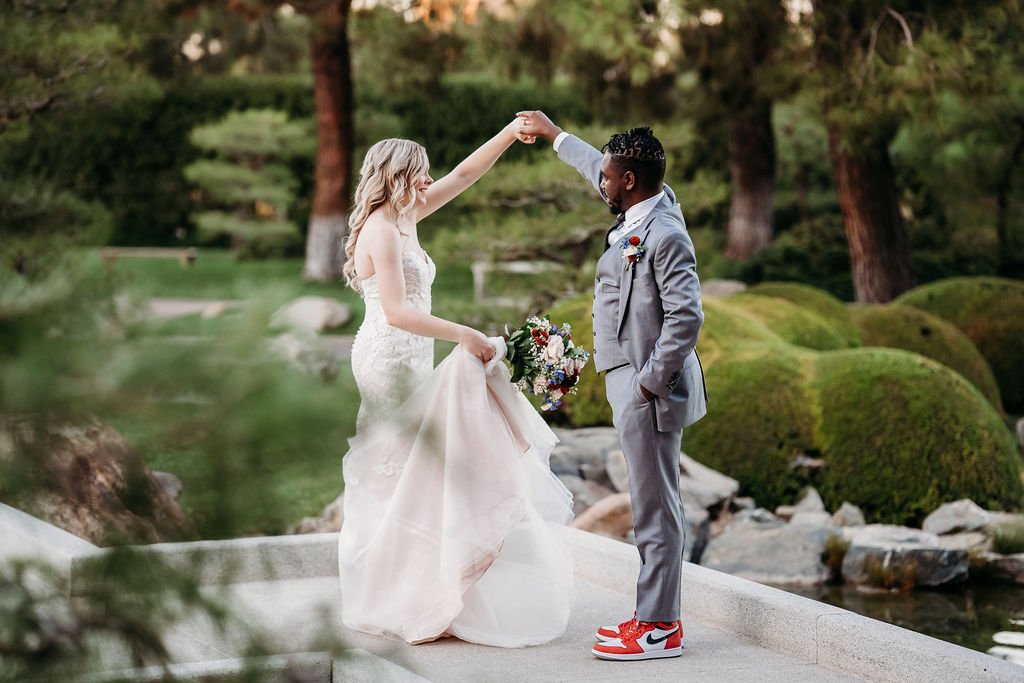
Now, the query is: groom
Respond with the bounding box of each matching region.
[517,111,707,661]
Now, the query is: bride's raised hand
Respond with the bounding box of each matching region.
[459,326,497,363]
[511,117,536,144]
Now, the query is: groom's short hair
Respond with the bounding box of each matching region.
[603,127,666,191]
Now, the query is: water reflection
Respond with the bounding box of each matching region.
[785,583,1024,664]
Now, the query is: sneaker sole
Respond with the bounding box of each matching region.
[591,645,683,661]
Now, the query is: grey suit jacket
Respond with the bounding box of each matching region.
[558,133,707,431]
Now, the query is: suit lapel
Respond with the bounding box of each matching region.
[615,208,660,336]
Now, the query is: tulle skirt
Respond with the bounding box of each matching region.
[338,339,574,647]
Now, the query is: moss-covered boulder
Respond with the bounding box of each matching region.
[696,297,788,363]
[685,346,1024,525]
[851,304,1003,412]
[745,282,862,347]
[724,293,856,351]
[683,346,820,507]
[896,277,1024,412]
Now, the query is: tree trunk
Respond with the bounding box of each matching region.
[724,98,776,260]
[303,0,353,282]
[995,118,1024,265]
[827,124,916,303]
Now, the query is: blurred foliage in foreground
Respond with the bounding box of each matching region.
[0,256,357,540]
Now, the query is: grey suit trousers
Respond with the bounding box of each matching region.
[605,364,685,623]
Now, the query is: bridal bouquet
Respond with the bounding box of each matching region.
[505,315,591,411]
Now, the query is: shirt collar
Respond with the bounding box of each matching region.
[622,191,666,232]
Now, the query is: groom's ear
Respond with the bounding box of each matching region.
[623,170,636,191]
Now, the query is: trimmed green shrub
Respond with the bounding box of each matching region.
[546,293,611,427]
[695,297,788,363]
[813,349,1023,525]
[684,347,821,508]
[851,304,1003,412]
[896,277,1024,412]
[686,346,1024,525]
[724,293,856,351]
[744,282,862,347]
[546,288,1024,524]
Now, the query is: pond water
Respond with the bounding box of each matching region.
[787,583,1024,666]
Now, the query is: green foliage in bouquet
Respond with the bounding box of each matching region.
[506,320,544,385]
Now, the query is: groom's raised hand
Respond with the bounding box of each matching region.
[516,110,563,143]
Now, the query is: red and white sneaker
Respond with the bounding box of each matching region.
[595,613,636,641]
[592,620,683,661]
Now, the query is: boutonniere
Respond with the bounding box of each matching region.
[621,235,647,271]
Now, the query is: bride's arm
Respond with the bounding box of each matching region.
[368,224,495,361]
[414,119,520,221]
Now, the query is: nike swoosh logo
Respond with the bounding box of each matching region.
[646,629,679,645]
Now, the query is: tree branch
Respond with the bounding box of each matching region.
[885,7,914,51]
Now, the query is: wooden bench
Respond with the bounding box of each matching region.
[101,247,198,268]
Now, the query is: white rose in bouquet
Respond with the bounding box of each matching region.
[543,335,565,363]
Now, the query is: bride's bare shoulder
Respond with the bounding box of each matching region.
[359,211,402,247]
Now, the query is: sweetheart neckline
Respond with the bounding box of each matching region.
[357,250,432,285]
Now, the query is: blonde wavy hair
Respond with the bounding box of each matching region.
[343,138,430,290]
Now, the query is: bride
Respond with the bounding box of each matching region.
[337,120,574,647]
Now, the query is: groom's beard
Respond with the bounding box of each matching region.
[601,188,623,215]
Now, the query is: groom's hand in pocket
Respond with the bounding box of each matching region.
[638,382,655,402]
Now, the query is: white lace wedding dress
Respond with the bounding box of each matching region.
[338,250,574,647]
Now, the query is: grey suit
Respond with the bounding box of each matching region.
[557,134,707,622]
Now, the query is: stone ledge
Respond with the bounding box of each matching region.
[0,502,100,593]
[71,533,339,595]
[72,649,423,683]
[559,527,1022,682]
[3,505,1021,681]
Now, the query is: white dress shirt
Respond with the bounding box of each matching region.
[553,132,664,247]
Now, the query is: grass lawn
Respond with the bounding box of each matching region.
[105,363,360,539]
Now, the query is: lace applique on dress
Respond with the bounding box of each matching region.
[349,251,436,435]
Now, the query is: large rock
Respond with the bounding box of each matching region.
[841,525,968,588]
[572,492,632,541]
[684,502,712,564]
[556,474,614,517]
[776,487,825,521]
[290,493,344,534]
[977,552,1024,584]
[270,296,352,333]
[0,417,197,546]
[789,511,833,528]
[549,427,619,481]
[923,499,990,535]
[702,516,834,586]
[152,471,183,502]
[732,507,786,529]
[831,502,865,527]
[267,331,341,379]
[572,492,709,562]
[605,448,629,492]
[936,531,992,554]
[679,451,739,510]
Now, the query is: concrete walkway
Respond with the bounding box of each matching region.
[2,503,1021,682]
